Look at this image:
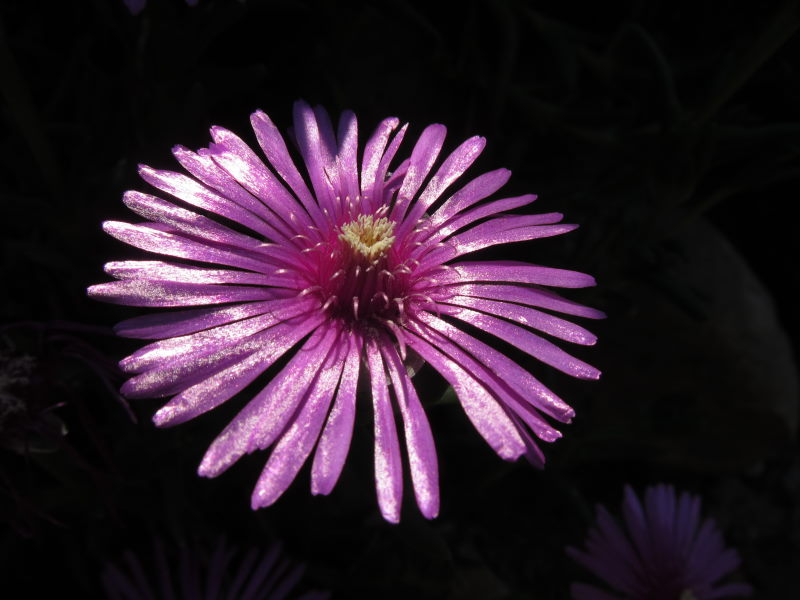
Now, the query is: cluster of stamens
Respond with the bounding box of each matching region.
[286,193,445,339]
[338,214,396,262]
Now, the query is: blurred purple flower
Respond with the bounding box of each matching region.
[123,0,198,16]
[567,484,752,600]
[88,101,602,522]
[102,538,327,600]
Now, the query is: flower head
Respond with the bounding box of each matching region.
[89,101,602,522]
[567,484,752,600]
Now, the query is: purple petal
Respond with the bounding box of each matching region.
[101,221,276,275]
[621,486,657,574]
[88,279,278,307]
[418,313,575,422]
[366,336,403,524]
[198,326,338,478]
[207,128,311,239]
[421,220,578,266]
[152,311,325,427]
[390,124,447,222]
[123,0,146,16]
[120,311,318,400]
[427,168,512,227]
[311,333,362,496]
[430,260,598,288]
[592,506,647,586]
[360,117,401,205]
[415,310,575,424]
[701,548,743,588]
[404,324,527,460]
[568,540,639,597]
[440,295,597,345]
[104,261,279,286]
[439,283,606,320]
[312,104,342,213]
[380,336,440,519]
[336,110,360,203]
[122,191,302,268]
[250,332,348,509]
[119,297,315,373]
[438,304,601,380]
[410,314,564,441]
[249,110,325,227]
[113,300,285,340]
[396,135,486,239]
[675,491,703,557]
[138,165,279,241]
[172,145,298,242]
[292,100,338,219]
[418,195,542,251]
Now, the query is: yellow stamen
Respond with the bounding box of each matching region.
[339,215,396,261]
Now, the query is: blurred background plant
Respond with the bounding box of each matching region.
[0,0,797,597]
[102,536,328,600]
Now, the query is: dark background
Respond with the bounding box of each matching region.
[1,0,798,598]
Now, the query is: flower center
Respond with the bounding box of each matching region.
[338,215,396,261]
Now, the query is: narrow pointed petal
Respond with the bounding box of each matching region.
[88,279,278,307]
[428,168,512,227]
[250,332,347,509]
[440,295,597,345]
[366,336,403,524]
[391,124,447,222]
[422,221,578,265]
[404,325,527,460]
[172,145,281,228]
[113,301,278,340]
[380,337,440,519]
[439,304,601,379]
[249,110,325,226]
[101,221,275,275]
[292,100,338,217]
[336,110,360,202]
[419,195,543,250]
[431,260,598,288]
[206,130,307,240]
[104,260,281,286]
[397,135,486,238]
[153,312,324,427]
[439,283,606,320]
[409,314,563,441]
[122,191,277,256]
[120,311,318,399]
[138,165,277,241]
[120,297,316,373]
[360,117,400,202]
[311,334,362,496]
[415,311,574,422]
[198,326,338,478]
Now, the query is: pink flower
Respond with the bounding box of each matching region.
[89,101,602,522]
[567,484,752,600]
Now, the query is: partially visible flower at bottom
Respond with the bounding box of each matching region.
[123,0,198,16]
[102,538,328,600]
[567,484,752,600]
